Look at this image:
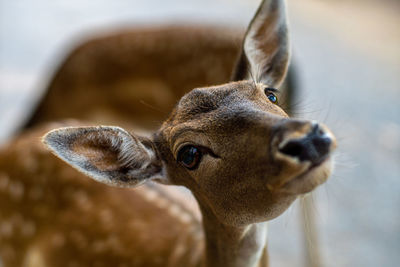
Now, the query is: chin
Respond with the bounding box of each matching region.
[281,157,334,195]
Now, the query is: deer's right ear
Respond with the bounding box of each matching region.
[43,126,166,188]
[232,0,290,88]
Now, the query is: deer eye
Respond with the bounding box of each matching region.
[264,88,278,104]
[177,145,202,170]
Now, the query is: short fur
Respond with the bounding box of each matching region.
[1,1,336,267]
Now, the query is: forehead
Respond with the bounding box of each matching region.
[161,80,288,143]
[171,80,286,122]
[174,81,263,121]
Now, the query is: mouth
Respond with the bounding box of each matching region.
[281,155,333,194]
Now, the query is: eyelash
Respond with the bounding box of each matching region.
[176,145,220,170]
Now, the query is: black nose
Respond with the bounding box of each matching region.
[279,124,332,165]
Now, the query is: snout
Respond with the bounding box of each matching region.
[269,120,337,193]
[279,123,332,166]
[273,120,336,165]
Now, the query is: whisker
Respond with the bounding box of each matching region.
[139,100,167,114]
[248,68,256,87]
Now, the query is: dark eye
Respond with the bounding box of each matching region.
[177,145,202,170]
[264,88,278,104]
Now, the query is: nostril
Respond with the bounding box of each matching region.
[278,133,332,165]
[312,136,331,157]
[312,123,325,137]
[279,140,306,159]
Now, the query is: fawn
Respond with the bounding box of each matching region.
[0,0,336,266]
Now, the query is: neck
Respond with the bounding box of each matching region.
[199,205,269,267]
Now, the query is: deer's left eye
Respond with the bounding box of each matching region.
[264,88,278,104]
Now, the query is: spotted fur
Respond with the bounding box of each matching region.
[1,1,336,267]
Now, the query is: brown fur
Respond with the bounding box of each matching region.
[0,123,204,267]
[24,26,243,131]
[1,1,336,267]
[23,25,295,131]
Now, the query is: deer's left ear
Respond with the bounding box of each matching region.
[232,0,290,88]
[43,126,166,188]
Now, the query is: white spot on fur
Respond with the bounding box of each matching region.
[0,172,9,192]
[70,230,88,249]
[139,186,198,227]
[99,209,113,225]
[142,188,158,202]
[24,246,45,267]
[92,240,107,253]
[52,233,66,247]
[8,181,24,201]
[179,212,192,224]
[21,220,36,237]
[191,226,203,241]
[21,155,39,173]
[106,234,123,253]
[168,204,181,217]
[73,190,92,211]
[0,220,13,238]
[156,198,169,209]
[168,241,186,266]
[10,213,23,225]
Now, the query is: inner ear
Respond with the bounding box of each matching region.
[232,0,290,88]
[70,129,151,172]
[43,126,165,188]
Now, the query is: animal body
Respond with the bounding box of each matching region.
[0,1,336,266]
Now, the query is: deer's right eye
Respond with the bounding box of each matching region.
[264,87,279,104]
[177,145,202,170]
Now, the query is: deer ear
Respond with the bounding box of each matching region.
[232,0,290,88]
[43,126,166,188]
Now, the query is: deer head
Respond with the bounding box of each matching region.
[43,0,336,230]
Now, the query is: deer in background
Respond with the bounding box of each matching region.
[22,19,296,131]
[0,0,336,266]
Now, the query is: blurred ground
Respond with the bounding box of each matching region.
[0,0,399,266]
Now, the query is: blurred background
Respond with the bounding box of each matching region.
[0,0,399,266]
